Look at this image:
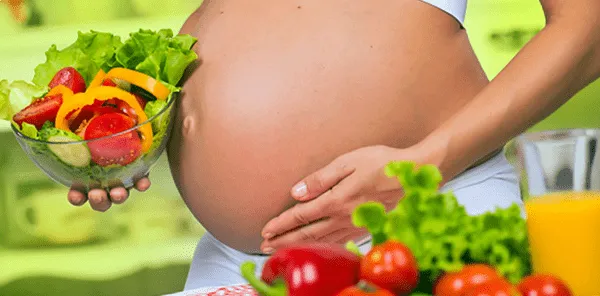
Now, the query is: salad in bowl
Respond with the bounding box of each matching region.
[1,29,198,190]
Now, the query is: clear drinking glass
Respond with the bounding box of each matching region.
[512,128,600,295]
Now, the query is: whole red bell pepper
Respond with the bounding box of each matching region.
[241,243,361,296]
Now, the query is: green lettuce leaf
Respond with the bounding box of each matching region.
[352,161,531,293]
[0,79,48,121]
[33,31,123,86]
[115,29,198,87]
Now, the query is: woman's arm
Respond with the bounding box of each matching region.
[418,0,600,181]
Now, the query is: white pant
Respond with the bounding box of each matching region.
[183,152,523,289]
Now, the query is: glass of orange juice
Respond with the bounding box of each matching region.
[514,129,600,295]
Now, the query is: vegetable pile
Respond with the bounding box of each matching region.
[0,29,197,177]
[240,161,574,296]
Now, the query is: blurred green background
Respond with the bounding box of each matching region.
[0,0,599,295]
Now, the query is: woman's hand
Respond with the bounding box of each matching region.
[67,177,152,212]
[259,145,427,254]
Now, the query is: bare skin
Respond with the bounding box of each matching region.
[68,0,600,255]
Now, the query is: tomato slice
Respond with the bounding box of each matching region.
[48,67,86,94]
[13,94,63,129]
[84,113,142,167]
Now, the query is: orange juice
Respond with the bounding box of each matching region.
[525,191,600,295]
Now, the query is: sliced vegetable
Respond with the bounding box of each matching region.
[84,113,142,167]
[241,243,361,296]
[104,68,170,100]
[39,126,91,167]
[517,275,572,296]
[48,67,86,93]
[360,240,420,295]
[0,80,49,121]
[55,86,152,153]
[13,93,63,129]
[88,69,106,88]
[434,264,503,296]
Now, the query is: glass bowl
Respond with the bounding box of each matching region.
[11,95,178,191]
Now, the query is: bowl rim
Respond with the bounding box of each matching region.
[12,91,178,145]
[516,128,600,143]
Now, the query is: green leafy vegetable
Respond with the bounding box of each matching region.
[33,31,123,86]
[352,161,531,294]
[0,80,48,121]
[19,122,40,139]
[115,29,198,87]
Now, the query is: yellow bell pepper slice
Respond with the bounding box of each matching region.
[88,69,107,88]
[55,86,153,153]
[46,85,74,98]
[105,68,170,100]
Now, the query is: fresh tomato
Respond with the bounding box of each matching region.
[12,94,63,129]
[337,283,395,296]
[360,240,419,295]
[463,279,520,296]
[84,113,142,166]
[517,275,572,296]
[48,67,86,93]
[434,264,503,296]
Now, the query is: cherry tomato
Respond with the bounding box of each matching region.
[13,94,63,129]
[48,67,86,93]
[84,113,142,166]
[463,279,520,296]
[434,264,503,296]
[337,285,395,296]
[360,240,419,295]
[517,275,572,296]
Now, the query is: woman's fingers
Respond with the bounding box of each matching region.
[68,189,87,206]
[291,160,354,201]
[260,218,354,253]
[109,187,130,204]
[88,189,112,212]
[135,176,151,192]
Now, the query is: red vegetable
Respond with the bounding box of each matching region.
[517,274,572,296]
[463,279,520,296]
[84,113,142,166]
[337,281,395,296]
[12,93,63,129]
[360,240,419,295]
[434,264,503,296]
[241,243,361,296]
[48,67,86,94]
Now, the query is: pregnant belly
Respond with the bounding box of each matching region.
[167,0,489,253]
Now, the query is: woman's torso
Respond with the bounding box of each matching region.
[168,0,490,253]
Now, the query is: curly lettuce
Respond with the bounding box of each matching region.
[0,80,49,121]
[352,161,531,293]
[115,29,198,88]
[33,31,123,86]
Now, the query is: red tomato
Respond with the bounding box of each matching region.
[434,264,503,296]
[463,279,520,296]
[517,275,572,296]
[360,240,419,295]
[84,113,142,166]
[101,79,117,87]
[336,286,395,296]
[13,94,63,129]
[48,67,86,93]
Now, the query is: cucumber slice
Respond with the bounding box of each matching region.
[47,135,91,168]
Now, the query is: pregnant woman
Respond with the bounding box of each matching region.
[67,0,600,288]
